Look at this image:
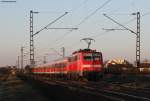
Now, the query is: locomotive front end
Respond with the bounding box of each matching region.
[80,49,103,80]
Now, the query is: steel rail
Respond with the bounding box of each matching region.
[48,80,150,101]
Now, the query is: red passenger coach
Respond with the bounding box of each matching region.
[31,49,103,81]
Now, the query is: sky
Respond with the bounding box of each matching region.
[0,0,150,66]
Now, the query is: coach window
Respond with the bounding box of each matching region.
[61,63,64,68]
[59,63,61,68]
[60,63,64,68]
[59,63,62,68]
[55,64,58,67]
[84,54,92,60]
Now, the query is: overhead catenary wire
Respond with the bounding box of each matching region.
[64,11,150,50]
[33,12,68,36]
[34,0,112,57]
[36,1,150,61]
[48,0,112,47]
[76,0,112,26]
[34,0,89,46]
[44,0,113,57]
[103,13,137,34]
[35,3,150,65]
[32,1,90,55]
[69,0,89,13]
[91,11,150,39]
[40,0,90,48]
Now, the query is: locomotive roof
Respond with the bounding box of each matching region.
[73,48,99,54]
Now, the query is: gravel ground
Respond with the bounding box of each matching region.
[0,73,51,101]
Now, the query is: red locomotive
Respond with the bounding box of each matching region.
[31,38,104,81]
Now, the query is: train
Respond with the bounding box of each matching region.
[31,48,103,81]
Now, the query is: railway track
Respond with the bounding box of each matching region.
[19,74,150,101]
[47,80,150,101]
[108,86,150,99]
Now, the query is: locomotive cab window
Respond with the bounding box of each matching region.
[93,53,102,60]
[84,53,101,61]
[84,54,92,60]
